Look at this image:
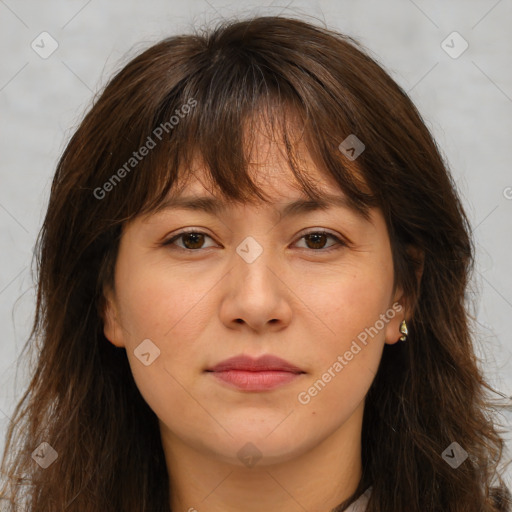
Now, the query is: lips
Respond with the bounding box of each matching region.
[206,354,305,373]
[205,354,305,391]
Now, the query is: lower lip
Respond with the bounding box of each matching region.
[208,370,303,391]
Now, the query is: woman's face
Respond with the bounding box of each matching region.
[102,132,405,469]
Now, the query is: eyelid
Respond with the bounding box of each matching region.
[162,227,349,252]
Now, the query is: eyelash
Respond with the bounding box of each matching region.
[162,229,347,254]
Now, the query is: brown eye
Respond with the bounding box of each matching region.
[180,232,206,250]
[304,232,329,250]
[163,229,346,253]
[164,230,216,251]
[296,231,346,252]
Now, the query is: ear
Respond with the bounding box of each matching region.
[384,245,424,345]
[101,284,125,348]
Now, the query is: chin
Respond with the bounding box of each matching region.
[204,425,318,468]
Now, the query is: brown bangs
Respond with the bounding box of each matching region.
[100,27,378,226]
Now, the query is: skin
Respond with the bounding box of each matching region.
[102,126,415,512]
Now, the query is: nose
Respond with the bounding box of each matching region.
[218,239,293,333]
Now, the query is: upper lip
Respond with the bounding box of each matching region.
[206,354,305,373]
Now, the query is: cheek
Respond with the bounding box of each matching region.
[113,261,210,427]
[112,254,213,403]
[115,257,211,343]
[294,268,391,422]
[314,262,394,343]
[299,258,394,404]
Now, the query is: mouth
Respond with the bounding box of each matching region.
[205,354,306,392]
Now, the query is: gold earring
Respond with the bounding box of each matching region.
[399,319,408,342]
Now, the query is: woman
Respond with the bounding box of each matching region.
[1,15,510,512]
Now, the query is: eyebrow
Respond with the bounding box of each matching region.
[154,193,368,220]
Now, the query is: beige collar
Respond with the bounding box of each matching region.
[344,486,372,512]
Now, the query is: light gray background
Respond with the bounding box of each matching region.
[1,0,511,482]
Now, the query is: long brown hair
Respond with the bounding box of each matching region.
[1,15,510,511]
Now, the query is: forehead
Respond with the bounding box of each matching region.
[174,131,349,205]
[151,171,375,227]
[241,117,356,197]
[178,166,340,204]
[143,111,376,222]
